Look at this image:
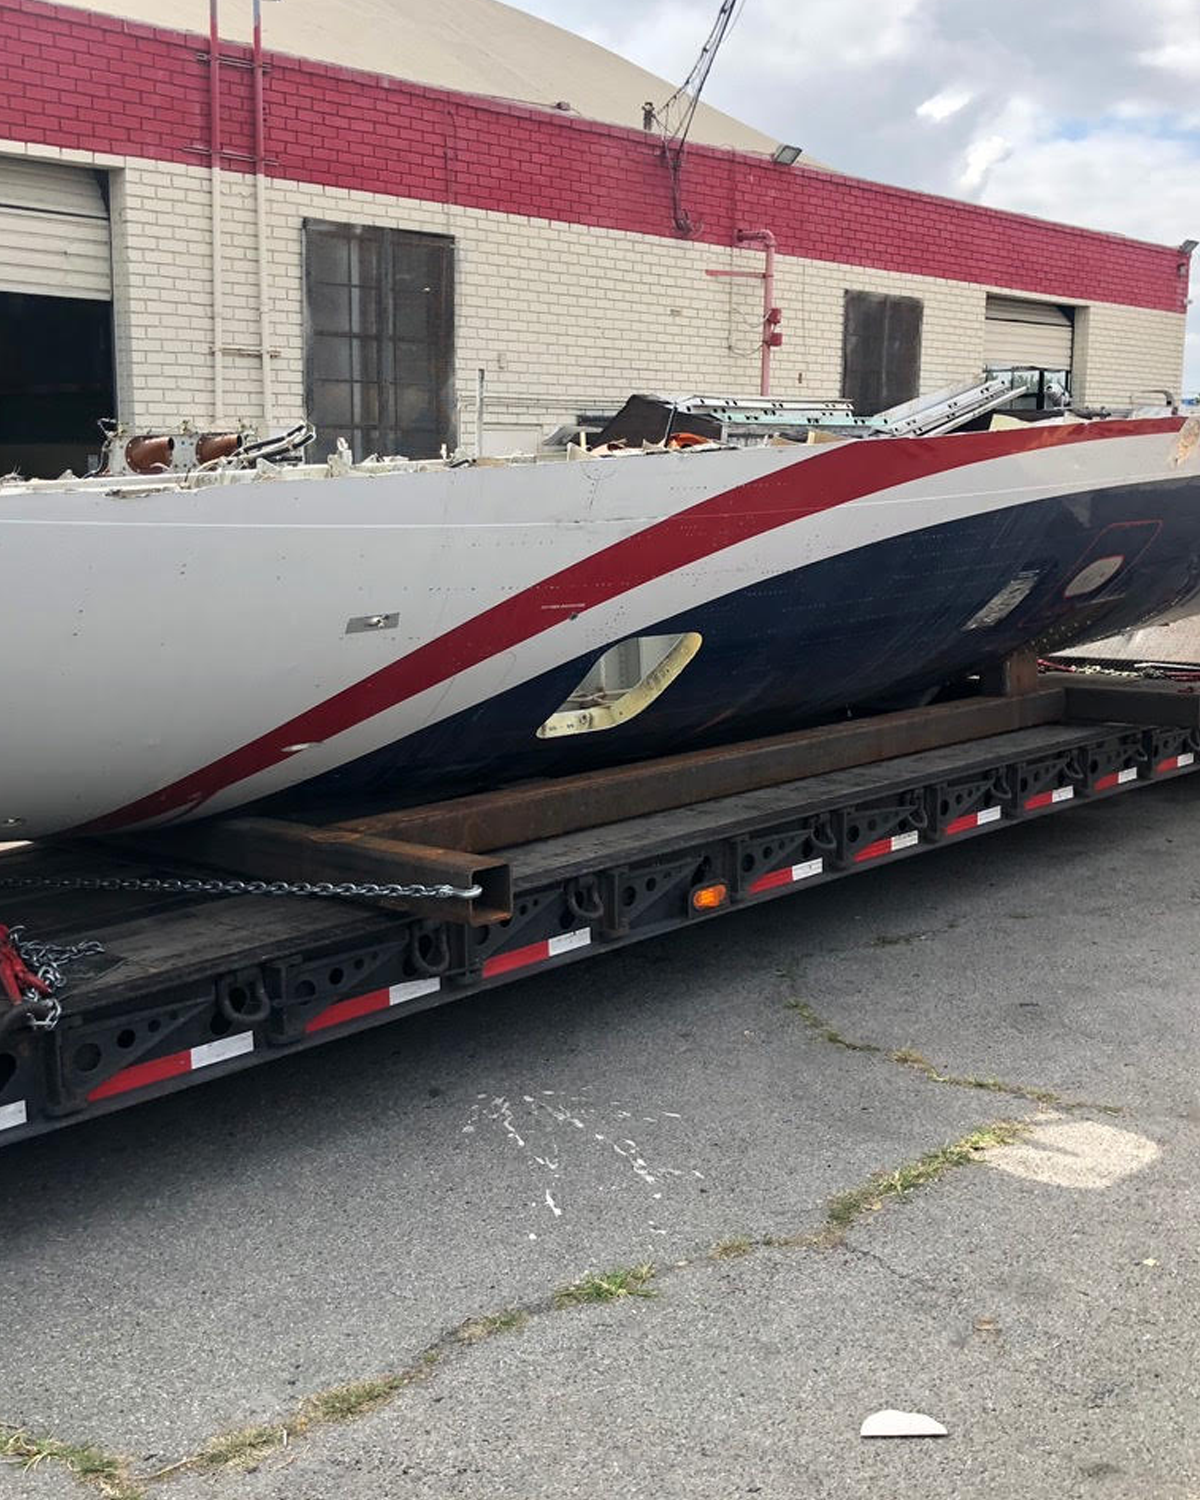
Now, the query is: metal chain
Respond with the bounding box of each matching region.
[4,926,107,1030]
[0,874,480,1035]
[0,873,482,901]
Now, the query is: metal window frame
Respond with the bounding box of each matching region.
[302,219,456,459]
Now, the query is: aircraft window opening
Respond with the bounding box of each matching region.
[536,632,702,739]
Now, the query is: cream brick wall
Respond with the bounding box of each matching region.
[1070,303,1187,410]
[0,139,1186,445]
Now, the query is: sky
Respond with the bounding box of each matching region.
[516,0,1200,391]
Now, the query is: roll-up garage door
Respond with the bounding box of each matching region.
[0,155,111,300]
[984,295,1073,370]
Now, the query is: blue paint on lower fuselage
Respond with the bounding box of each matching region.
[266,475,1200,814]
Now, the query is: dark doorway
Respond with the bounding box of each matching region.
[0,291,114,478]
[841,290,923,416]
[304,221,455,461]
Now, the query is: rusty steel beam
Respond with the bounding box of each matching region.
[336,689,1066,852]
[1049,671,1200,729]
[140,817,512,925]
[981,647,1041,698]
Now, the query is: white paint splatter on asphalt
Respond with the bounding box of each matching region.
[460,1089,698,1224]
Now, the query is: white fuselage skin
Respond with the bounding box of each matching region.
[2,420,1198,838]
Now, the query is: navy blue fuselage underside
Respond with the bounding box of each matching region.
[264,474,1200,815]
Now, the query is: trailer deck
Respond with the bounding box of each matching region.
[2,672,1197,1144]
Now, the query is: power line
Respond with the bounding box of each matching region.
[651,0,746,237]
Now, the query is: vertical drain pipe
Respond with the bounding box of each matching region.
[252,0,273,428]
[705,229,781,398]
[735,228,777,398]
[209,0,224,424]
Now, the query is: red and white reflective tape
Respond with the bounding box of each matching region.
[748,856,824,895]
[483,927,591,979]
[0,1098,27,1133]
[854,830,919,864]
[305,976,442,1036]
[1156,750,1196,774]
[944,805,1002,836]
[1024,785,1075,811]
[88,1030,254,1103]
[1094,767,1139,792]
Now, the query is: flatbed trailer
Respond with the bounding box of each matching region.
[2,670,1198,1146]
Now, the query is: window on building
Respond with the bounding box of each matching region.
[841,291,923,416]
[304,221,455,460]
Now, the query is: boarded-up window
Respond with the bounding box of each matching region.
[304,221,455,460]
[841,291,923,416]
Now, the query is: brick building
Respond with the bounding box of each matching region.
[0,0,1190,476]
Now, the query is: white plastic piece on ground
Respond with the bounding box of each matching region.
[860,1409,948,1439]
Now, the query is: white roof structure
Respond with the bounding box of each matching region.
[69,0,786,154]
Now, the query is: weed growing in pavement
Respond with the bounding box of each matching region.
[304,1375,411,1424]
[786,997,1122,1114]
[823,1122,1027,1240]
[890,1047,1062,1105]
[784,999,881,1053]
[457,1309,528,1344]
[710,1236,755,1259]
[192,1423,289,1471]
[555,1264,657,1307]
[1,1427,142,1499]
[188,1356,439,1475]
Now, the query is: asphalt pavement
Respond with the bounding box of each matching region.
[2,776,1199,1499]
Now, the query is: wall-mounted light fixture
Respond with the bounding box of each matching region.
[1180,239,1198,255]
[771,143,803,166]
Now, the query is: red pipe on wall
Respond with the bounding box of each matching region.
[735,228,777,397]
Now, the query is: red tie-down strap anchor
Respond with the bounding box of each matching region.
[0,924,52,1004]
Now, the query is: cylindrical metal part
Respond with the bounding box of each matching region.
[196,433,241,463]
[124,436,174,473]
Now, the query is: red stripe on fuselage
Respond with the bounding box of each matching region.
[81,419,1183,832]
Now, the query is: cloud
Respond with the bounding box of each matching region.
[916,87,972,123]
[978,129,1200,244]
[957,134,1011,190]
[515,0,1200,387]
[1139,40,1200,79]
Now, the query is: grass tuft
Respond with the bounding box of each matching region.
[787,997,1121,1114]
[1,1428,141,1499]
[457,1310,528,1344]
[784,999,881,1053]
[194,1424,291,1471]
[555,1264,657,1308]
[889,1047,1121,1113]
[710,1236,755,1260]
[304,1376,407,1424]
[823,1122,1027,1240]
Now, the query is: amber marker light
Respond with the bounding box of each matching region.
[691,883,729,911]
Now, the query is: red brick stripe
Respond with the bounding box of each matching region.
[0,0,1185,313]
